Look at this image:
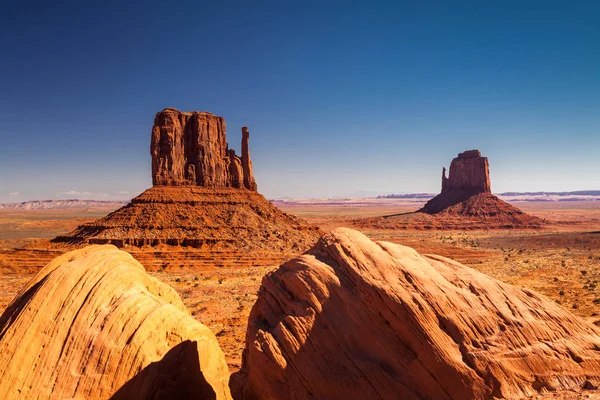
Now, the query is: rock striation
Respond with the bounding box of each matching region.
[232,228,600,399]
[54,186,319,254]
[151,108,256,190]
[0,245,231,400]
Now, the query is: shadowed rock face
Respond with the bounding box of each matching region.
[232,228,600,400]
[0,245,231,400]
[151,108,256,190]
[442,149,491,194]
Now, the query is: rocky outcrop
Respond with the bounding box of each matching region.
[442,149,491,194]
[55,109,321,258]
[232,228,600,399]
[151,108,256,190]
[422,149,491,214]
[419,151,542,227]
[241,127,257,191]
[0,245,231,400]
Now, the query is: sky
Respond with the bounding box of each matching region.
[1,0,598,202]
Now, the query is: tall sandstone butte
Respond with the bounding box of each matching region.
[441,149,491,194]
[53,108,320,256]
[419,150,542,229]
[151,108,256,190]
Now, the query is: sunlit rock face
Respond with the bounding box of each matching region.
[232,228,600,400]
[151,108,256,190]
[0,245,232,400]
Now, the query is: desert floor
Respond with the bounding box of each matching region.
[0,200,599,374]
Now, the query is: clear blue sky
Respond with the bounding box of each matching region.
[1,0,598,202]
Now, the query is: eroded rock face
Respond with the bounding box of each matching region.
[151,108,256,190]
[232,228,600,400]
[0,245,232,400]
[442,149,491,194]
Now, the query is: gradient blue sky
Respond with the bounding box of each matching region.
[1,1,598,202]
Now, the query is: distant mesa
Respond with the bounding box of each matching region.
[53,108,320,257]
[0,245,231,399]
[232,228,600,399]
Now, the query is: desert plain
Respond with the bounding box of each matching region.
[1,198,599,373]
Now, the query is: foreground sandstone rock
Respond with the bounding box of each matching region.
[233,228,600,399]
[0,245,231,400]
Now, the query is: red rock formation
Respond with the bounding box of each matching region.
[241,127,257,191]
[54,108,321,260]
[151,108,256,190]
[232,228,600,399]
[443,149,491,194]
[420,150,542,227]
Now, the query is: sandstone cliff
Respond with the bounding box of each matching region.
[151,108,256,190]
[0,245,231,400]
[232,228,600,399]
[442,149,491,194]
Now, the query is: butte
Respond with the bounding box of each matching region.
[358,150,543,229]
[53,108,321,269]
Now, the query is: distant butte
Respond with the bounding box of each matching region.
[418,150,542,227]
[356,149,543,229]
[421,149,492,213]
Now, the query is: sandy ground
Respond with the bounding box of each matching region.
[0,200,599,375]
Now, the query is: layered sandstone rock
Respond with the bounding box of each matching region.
[232,228,600,399]
[0,245,231,400]
[151,108,256,190]
[54,186,320,255]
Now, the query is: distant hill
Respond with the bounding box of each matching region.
[0,199,127,210]
[377,190,600,202]
[498,190,600,197]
